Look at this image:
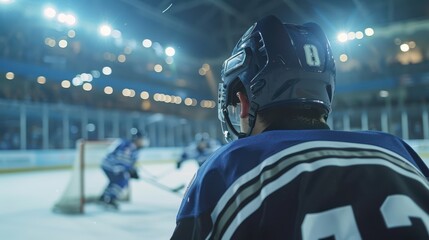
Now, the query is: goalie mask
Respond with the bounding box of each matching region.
[218,15,336,142]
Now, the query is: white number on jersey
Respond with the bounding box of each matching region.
[301,194,429,240]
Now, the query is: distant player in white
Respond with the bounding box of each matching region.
[171,15,429,239]
[99,130,145,209]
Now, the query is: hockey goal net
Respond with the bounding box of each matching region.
[53,139,129,214]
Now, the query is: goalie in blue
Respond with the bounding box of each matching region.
[99,130,145,210]
[171,15,429,239]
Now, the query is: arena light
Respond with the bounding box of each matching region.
[68,30,76,38]
[142,39,152,48]
[165,47,175,57]
[129,89,136,98]
[173,96,182,104]
[347,32,356,41]
[61,80,71,88]
[0,0,14,4]
[37,76,47,84]
[202,63,210,71]
[165,95,172,103]
[337,32,348,43]
[339,54,348,62]
[80,73,93,82]
[199,68,206,76]
[57,13,67,23]
[355,31,364,39]
[122,88,131,97]
[65,14,76,26]
[58,39,68,48]
[45,38,56,47]
[82,82,92,91]
[102,66,112,75]
[379,90,389,98]
[184,98,193,106]
[5,72,14,80]
[364,27,374,37]
[154,64,163,73]
[400,43,410,52]
[99,24,112,37]
[409,41,416,49]
[140,91,149,100]
[104,86,113,94]
[43,7,56,18]
[117,54,126,63]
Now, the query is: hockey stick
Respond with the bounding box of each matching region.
[139,166,174,180]
[139,175,185,197]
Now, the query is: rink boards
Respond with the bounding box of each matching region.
[1,140,429,172]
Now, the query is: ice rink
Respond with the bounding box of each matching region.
[0,161,199,240]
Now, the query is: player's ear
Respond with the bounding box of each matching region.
[236,92,249,118]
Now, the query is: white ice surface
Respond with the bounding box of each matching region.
[0,161,199,240]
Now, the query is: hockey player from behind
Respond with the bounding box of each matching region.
[171,15,429,239]
[99,130,145,210]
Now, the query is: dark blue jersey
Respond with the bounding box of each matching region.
[101,139,139,172]
[171,130,429,240]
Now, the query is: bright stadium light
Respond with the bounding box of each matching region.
[68,30,76,38]
[184,98,193,106]
[83,82,92,91]
[347,32,356,40]
[43,7,56,18]
[165,47,175,57]
[37,76,47,84]
[339,54,348,62]
[117,54,126,63]
[142,39,152,48]
[65,14,76,26]
[5,72,14,80]
[400,43,410,52]
[61,80,71,88]
[140,91,149,100]
[57,13,67,23]
[199,68,206,76]
[337,32,348,43]
[202,63,210,71]
[104,86,113,94]
[0,0,14,4]
[99,24,112,37]
[102,66,112,75]
[365,27,374,37]
[355,31,364,39]
[122,88,131,97]
[154,64,163,73]
[379,90,389,98]
[72,76,82,86]
[58,39,68,48]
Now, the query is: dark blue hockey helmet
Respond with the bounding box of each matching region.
[218,15,336,142]
[130,128,146,140]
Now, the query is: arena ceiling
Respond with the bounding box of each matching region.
[1,0,429,118]
[119,0,429,60]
